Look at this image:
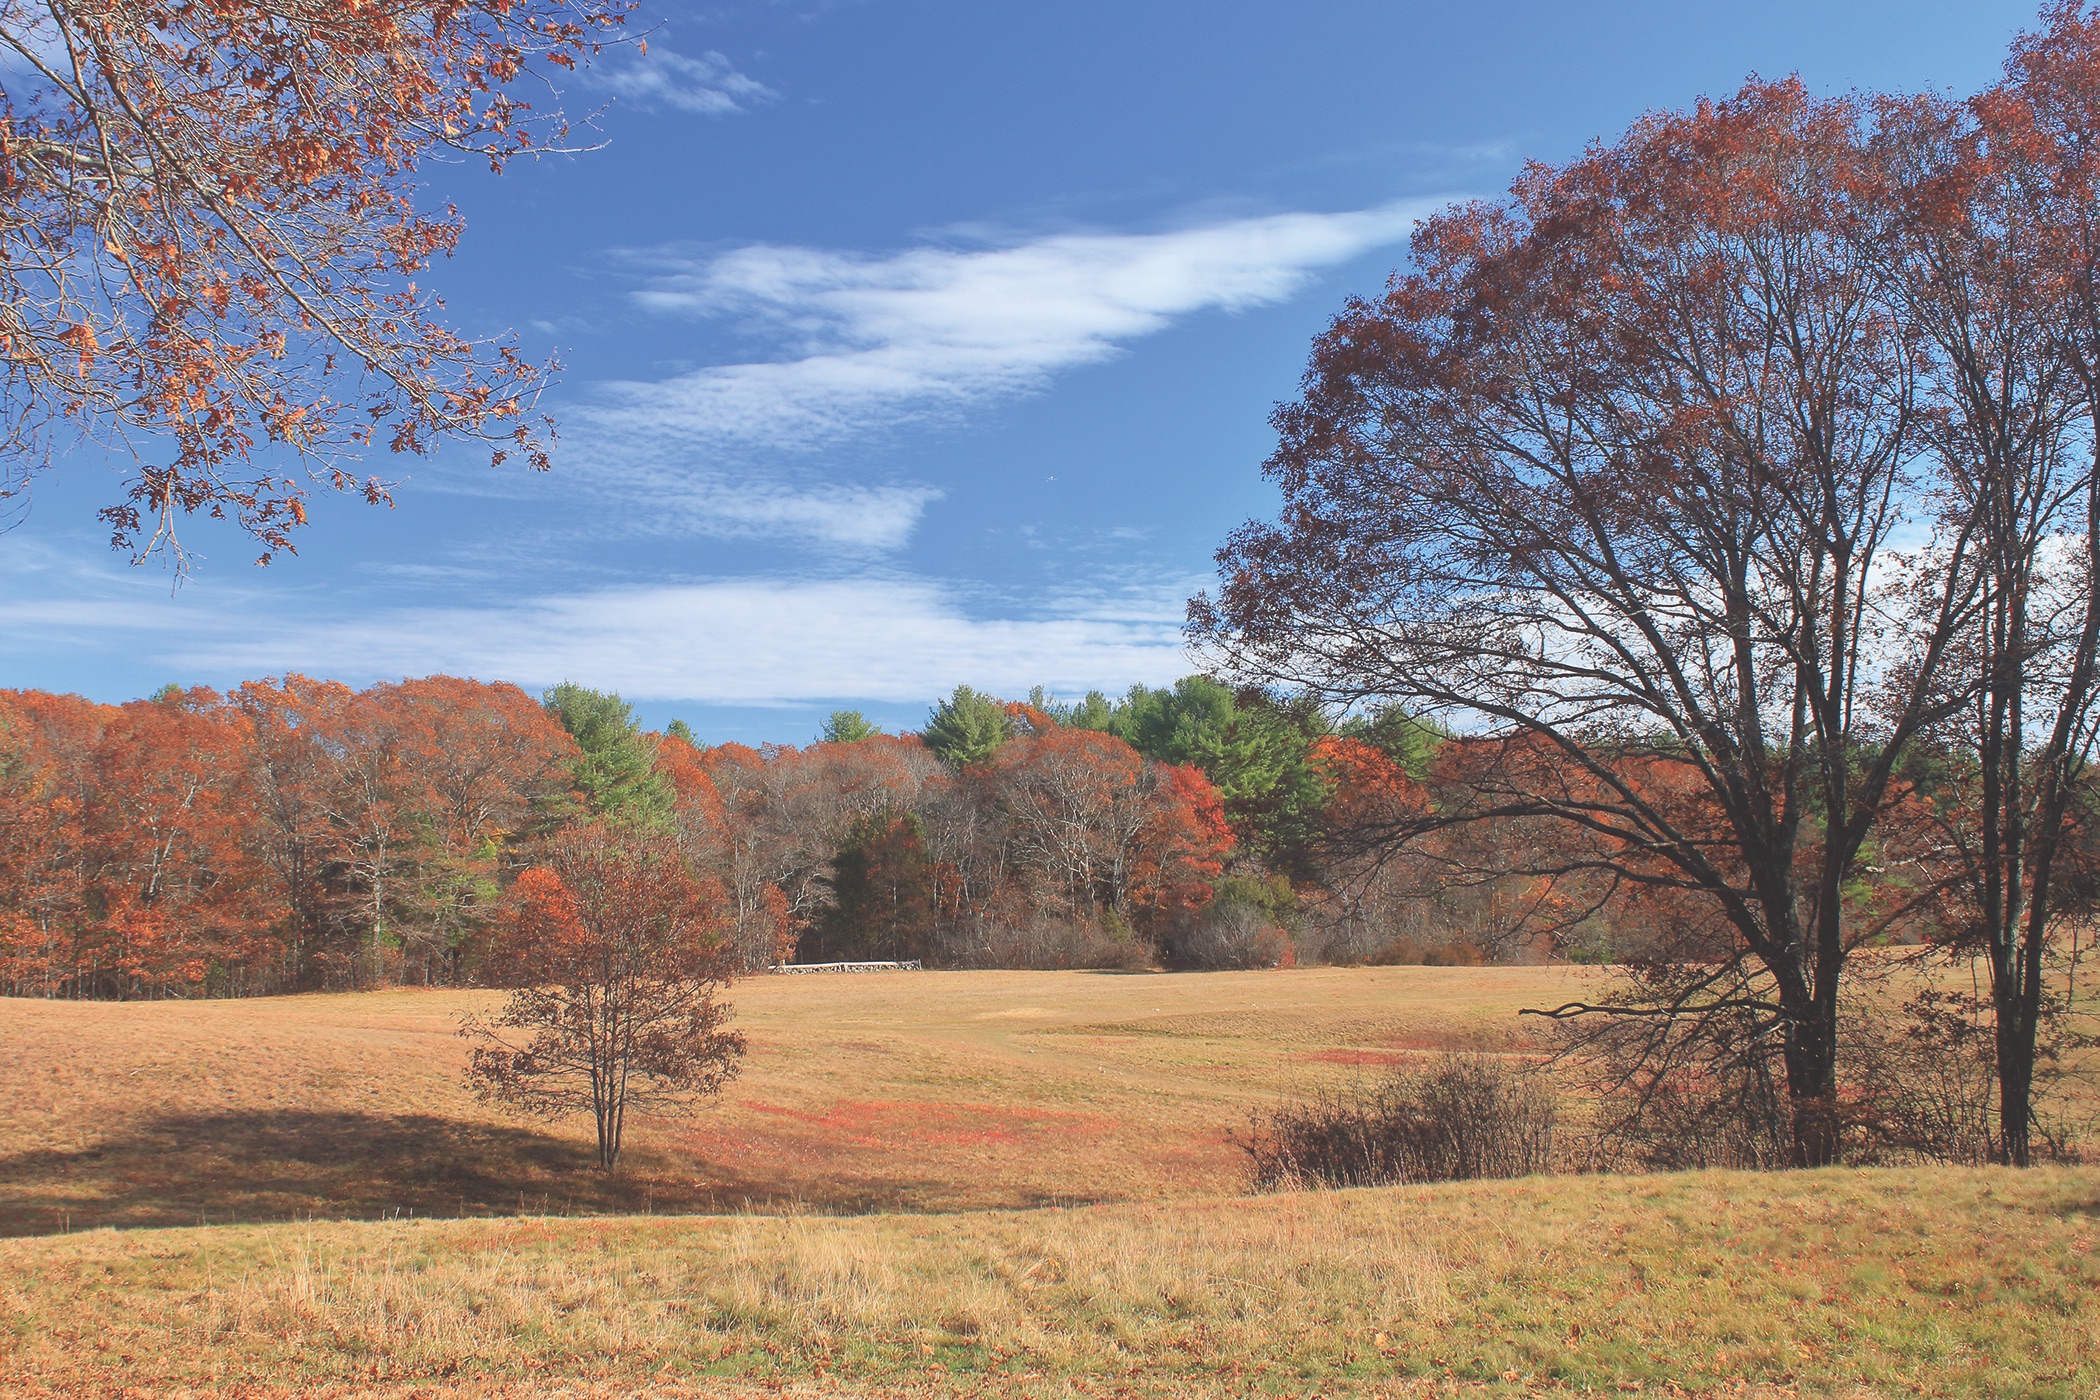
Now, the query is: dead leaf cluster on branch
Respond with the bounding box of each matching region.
[0,0,629,565]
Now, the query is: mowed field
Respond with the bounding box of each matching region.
[2,967,2097,1399]
[0,966,1593,1230]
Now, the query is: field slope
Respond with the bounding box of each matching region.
[4,968,2095,1398]
[2,1164,2094,1398]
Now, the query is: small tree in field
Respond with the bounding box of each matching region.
[461,822,743,1172]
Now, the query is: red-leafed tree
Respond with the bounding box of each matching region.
[658,731,793,970]
[0,689,102,992]
[1127,761,1234,931]
[0,0,628,564]
[88,689,274,992]
[462,821,744,1171]
[989,727,1233,945]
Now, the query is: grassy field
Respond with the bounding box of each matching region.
[2,1164,2093,1397]
[4,966,2096,1398]
[0,965,1591,1232]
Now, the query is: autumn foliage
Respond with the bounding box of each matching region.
[673,724,1236,971]
[462,822,744,1171]
[0,676,574,997]
[0,0,629,562]
[1193,3,2100,1165]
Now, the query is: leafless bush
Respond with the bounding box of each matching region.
[1846,985,2093,1166]
[1173,883,1295,970]
[1843,989,2002,1165]
[1546,966,1796,1172]
[1236,1053,1557,1191]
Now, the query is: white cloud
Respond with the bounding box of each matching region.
[593,46,778,115]
[0,565,1196,704]
[695,482,944,552]
[546,459,942,552]
[586,201,1436,456]
[550,203,1433,551]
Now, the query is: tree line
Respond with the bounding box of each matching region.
[0,666,1773,998]
[0,675,1340,996]
[11,667,2080,992]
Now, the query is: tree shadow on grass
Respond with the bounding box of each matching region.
[0,1110,809,1237]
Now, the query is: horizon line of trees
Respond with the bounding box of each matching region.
[0,673,1379,998]
[7,669,2076,990]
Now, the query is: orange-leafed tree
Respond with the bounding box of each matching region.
[88,688,275,993]
[1127,761,1234,933]
[461,822,744,1172]
[0,0,628,564]
[373,676,575,978]
[0,688,101,993]
[657,730,794,970]
[230,675,356,977]
[989,728,1234,948]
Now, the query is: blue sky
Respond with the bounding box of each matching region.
[0,0,2040,742]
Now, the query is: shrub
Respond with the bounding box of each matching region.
[1846,986,2091,1167]
[1170,872,1297,969]
[1236,1053,1557,1191]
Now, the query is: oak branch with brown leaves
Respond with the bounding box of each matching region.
[0,0,627,565]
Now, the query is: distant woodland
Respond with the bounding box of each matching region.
[0,673,2043,1001]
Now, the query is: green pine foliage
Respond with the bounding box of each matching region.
[1336,703,1447,778]
[1069,677,1335,879]
[921,686,1014,767]
[820,710,881,744]
[542,682,671,823]
[811,810,935,961]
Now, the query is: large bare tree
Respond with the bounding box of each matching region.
[1194,79,1989,1167]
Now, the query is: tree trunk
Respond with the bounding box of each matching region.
[1784,1026,1843,1169]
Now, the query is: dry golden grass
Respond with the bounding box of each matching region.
[4,968,2098,1398]
[0,965,1593,1231]
[0,1164,2092,1398]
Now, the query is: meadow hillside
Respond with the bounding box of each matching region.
[1,1165,2093,1398]
[1,966,1592,1232]
[4,968,2098,1398]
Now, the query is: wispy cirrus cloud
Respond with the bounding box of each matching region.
[549,202,1434,553]
[683,480,944,552]
[592,45,778,116]
[0,557,1195,704]
[585,201,1437,457]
